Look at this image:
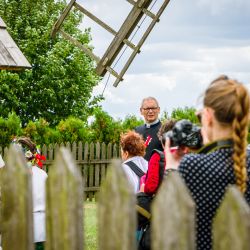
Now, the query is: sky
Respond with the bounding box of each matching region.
[77,0,250,120]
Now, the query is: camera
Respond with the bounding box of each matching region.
[162,119,202,149]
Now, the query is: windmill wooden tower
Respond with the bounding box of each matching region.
[52,0,171,87]
[0,17,31,70]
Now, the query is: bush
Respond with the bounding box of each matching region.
[0,112,22,147]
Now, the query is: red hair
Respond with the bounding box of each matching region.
[120,131,146,157]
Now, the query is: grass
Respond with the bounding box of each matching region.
[84,202,97,250]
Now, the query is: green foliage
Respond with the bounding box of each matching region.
[89,108,123,144]
[0,113,22,147]
[170,107,199,124]
[23,118,61,145]
[57,117,90,143]
[0,0,100,126]
[121,114,144,131]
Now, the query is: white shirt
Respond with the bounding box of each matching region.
[32,166,48,243]
[0,154,5,168]
[122,156,148,193]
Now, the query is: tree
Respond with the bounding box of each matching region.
[170,107,199,124]
[0,0,101,126]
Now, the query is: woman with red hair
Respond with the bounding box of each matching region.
[120,131,148,193]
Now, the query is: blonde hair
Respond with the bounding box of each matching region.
[204,75,250,192]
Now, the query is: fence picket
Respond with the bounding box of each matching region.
[101,142,107,184]
[98,159,136,250]
[95,142,101,190]
[46,147,83,250]
[152,172,195,250]
[1,145,33,250]
[88,142,95,201]
[213,185,250,250]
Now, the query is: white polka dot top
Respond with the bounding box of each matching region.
[178,146,250,250]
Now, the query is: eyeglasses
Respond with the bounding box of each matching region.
[142,107,159,112]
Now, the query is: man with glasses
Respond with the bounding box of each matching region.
[135,97,163,161]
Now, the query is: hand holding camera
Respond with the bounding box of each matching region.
[163,119,203,170]
[162,119,203,150]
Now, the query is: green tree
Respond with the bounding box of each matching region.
[90,108,123,144]
[0,0,100,126]
[0,112,22,147]
[121,114,143,131]
[171,107,199,124]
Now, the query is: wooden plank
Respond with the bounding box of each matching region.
[113,0,171,87]
[41,144,48,172]
[101,143,107,185]
[98,159,136,250]
[95,142,101,187]
[0,40,17,66]
[46,147,84,250]
[152,172,195,250]
[59,30,100,63]
[48,144,54,163]
[0,26,31,69]
[113,143,118,158]
[83,142,89,200]
[0,17,6,28]
[96,0,153,76]
[74,2,116,36]
[213,186,250,250]
[126,0,159,20]
[51,0,76,38]
[72,141,77,160]
[1,145,33,250]
[88,142,95,201]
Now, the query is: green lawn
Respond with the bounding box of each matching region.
[84,202,97,250]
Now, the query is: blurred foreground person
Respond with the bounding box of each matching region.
[13,137,47,250]
[165,75,250,250]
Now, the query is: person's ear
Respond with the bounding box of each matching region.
[204,107,214,126]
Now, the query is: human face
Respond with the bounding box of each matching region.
[140,99,160,123]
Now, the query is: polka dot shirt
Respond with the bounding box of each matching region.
[178,147,250,250]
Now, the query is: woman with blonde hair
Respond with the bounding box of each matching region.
[165,75,250,250]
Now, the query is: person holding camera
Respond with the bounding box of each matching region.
[164,75,250,250]
[141,119,176,195]
[135,97,163,161]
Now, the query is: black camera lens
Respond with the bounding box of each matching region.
[161,119,202,149]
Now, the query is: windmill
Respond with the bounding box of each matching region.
[51,0,171,87]
[0,17,31,70]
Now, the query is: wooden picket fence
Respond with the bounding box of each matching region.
[0,141,120,201]
[1,145,250,249]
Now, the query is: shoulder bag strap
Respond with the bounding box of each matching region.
[125,161,145,178]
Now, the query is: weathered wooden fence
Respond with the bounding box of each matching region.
[0,142,120,200]
[1,146,250,249]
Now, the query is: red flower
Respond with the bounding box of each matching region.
[35,153,46,168]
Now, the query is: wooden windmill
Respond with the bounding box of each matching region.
[51,0,171,87]
[0,17,31,70]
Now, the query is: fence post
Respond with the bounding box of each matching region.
[213,185,250,250]
[46,147,84,250]
[152,172,195,250]
[98,159,136,250]
[1,145,34,250]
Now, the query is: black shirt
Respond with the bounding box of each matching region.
[179,146,250,250]
[135,121,163,161]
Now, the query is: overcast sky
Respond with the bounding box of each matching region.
[77,0,250,119]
